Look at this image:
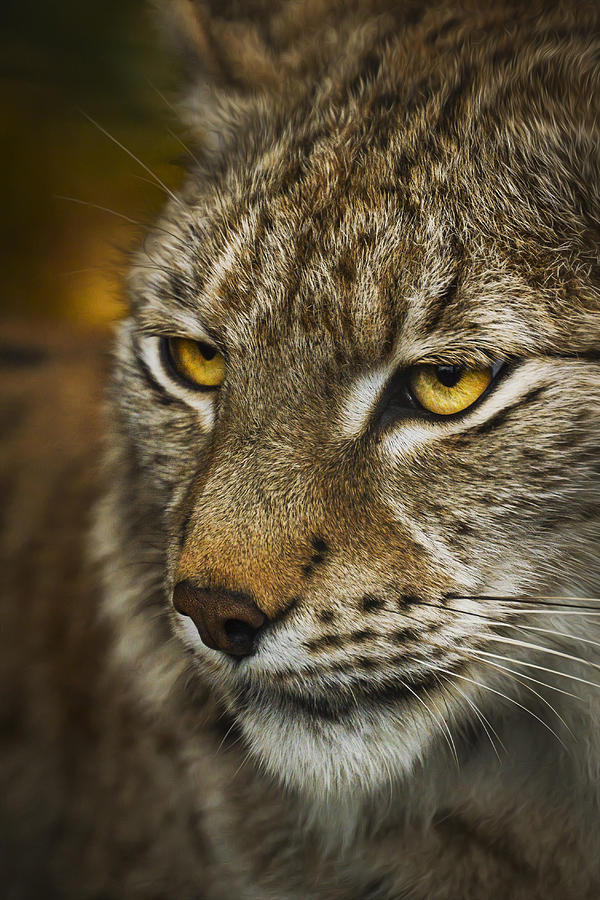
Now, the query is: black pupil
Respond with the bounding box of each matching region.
[198,342,216,361]
[435,365,463,388]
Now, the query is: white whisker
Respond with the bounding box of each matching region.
[436,667,567,749]
[469,650,580,700]
[82,112,182,206]
[401,679,459,767]
[496,621,600,654]
[147,80,203,169]
[440,678,504,761]
[167,127,203,169]
[487,634,600,673]
[415,635,575,736]
[474,649,600,693]
[452,595,600,605]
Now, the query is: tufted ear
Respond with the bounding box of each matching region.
[153,0,355,156]
[153,0,319,154]
[153,0,393,155]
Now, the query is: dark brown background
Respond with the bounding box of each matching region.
[1,0,184,328]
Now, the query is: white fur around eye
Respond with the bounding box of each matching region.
[337,359,507,447]
[137,332,217,428]
[337,363,393,439]
[380,359,549,460]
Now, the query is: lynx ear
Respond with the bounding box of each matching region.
[154,0,371,155]
[154,0,300,156]
[156,0,286,92]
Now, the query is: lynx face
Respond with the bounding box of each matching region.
[109,3,600,797]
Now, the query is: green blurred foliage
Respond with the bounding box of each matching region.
[0,0,185,326]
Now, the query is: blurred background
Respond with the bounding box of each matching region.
[1,0,185,329]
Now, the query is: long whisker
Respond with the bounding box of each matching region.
[435,673,462,759]
[147,79,180,117]
[401,599,600,653]
[468,649,581,700]
[382,632,570,750]
[55,196,185,243]
[458,616,600,655]
[509,623,600,651]
[436,667,567,749]
[473,648,600,693]
[131,173,178,194]
[395,598,600,664]
[393,630,571,741]
[82,112,182,207]
[60,259,197,292]
[442,679,504,761]
[418,600,600,620]
[411,635,574,737]
[452,594,600,608]
[400,679,459,767]
[487,634,600,674]
[61,266,122,279]
[417,600,503,623]
[215,720,243,755]
[230,748,253,781]
[146,80,203,168]
[480,610,600,616]
[392,600,600,691]
[167,127,203,169]
[57,195,152,230]
[455,656,572,742]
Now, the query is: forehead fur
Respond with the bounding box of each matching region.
[134,0,600,362]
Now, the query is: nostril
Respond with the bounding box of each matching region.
[223,618,260,653]
[173,580,266,658]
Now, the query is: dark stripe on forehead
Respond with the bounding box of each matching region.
[434,66,475,138]
[421,266,464,335]
[424,15,463,45]
[347,48,383,98]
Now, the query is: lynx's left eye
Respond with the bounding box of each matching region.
[164,338,225,389]
[408,364,493,415]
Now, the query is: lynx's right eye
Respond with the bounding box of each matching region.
[163,338,225,390]
[408,364,493,415]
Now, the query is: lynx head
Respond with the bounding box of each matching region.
[103,0,600,799]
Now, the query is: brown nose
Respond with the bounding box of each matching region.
[173,581,266,657]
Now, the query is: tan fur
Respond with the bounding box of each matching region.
[2,1,600,896]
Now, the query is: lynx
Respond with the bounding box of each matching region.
[2,1,600,897]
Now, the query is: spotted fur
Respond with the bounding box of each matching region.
[2,1,600,897]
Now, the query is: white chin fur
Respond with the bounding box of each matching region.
[236,698,435,800]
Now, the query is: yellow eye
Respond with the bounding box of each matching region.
[165,338,225,389]
[408,364,492,415]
